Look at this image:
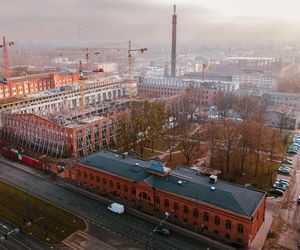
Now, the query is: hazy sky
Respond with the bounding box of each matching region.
[1,0,300,45]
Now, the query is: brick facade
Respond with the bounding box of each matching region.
[66,160,266,248]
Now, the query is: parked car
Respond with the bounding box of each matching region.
[273,184,287,191]
[277,179,290,184]
[269,188,284,196]
[154,226,170,236]
[287,148,298,154]
[280,166,292,171]
[297,196,300,204]
[275,181,289,187]
[282,159,293,165]
[278,168,290,175]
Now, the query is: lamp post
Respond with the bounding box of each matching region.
[145,211,172,250]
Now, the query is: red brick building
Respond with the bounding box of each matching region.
[0,72,79,98]
[65,151,266,248]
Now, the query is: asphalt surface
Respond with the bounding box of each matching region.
[0,160,224,250]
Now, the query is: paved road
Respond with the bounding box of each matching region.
[0,161,223,250]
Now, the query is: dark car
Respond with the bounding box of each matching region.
[154,226,170,236]
[269,188,284,196]
[282,159,293,165]
[297,196,300,204]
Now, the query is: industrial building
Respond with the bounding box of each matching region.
[65,150,266,248]
[0,72,79,99]
[0,77,128,158]
[137,77,239,106]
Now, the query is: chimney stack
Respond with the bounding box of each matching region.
[171,4,177,78]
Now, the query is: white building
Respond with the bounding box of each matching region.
[233,73,277,91]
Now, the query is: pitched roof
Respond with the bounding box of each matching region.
[77,151,265,217]
[145,167,265,217]
[77,151,158,181]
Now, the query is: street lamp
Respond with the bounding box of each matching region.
[146,211,173,250]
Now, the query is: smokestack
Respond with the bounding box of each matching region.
[171,4,177,78]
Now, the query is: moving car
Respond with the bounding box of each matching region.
[107,203,125,214]
[154,226,170,236]
[269,188,284,196]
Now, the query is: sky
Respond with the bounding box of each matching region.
[1,0,300,46]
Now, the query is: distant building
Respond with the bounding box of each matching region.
[0,72,79,99]
[65,150,266,248]
[137,77,239,106]
[266,104,299,130]
[266,92,300,111]
[233,70,277,91]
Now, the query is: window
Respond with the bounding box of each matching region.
[225,234,230,240]
[203,212,209,222]
[116,182,120,190]
[214,216,220,225]
[155,196,160,204]
[77,169,81,176]
[237,224,244,234]
[83,171,87,178]
[225,220,232,230]
[96,176,100,183]
[193,209,198,217]
[183,205,189,214]
[164,199,169,208]
[102,178,106,185]
[110,180,113,187]
[214,229,219,235]
[124,185,128,192]
[89,173,93,180]
[174,202,179,210]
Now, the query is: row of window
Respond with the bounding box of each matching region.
[156,196,244,234]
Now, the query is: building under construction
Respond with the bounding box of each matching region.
[0,77,128,158]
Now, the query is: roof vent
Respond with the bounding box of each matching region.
[115,154,118,157]
[211,186,216,191]
[178,180,183,185]
[135,163,140,166]
[209,175,217,184]
[122,152,128,159]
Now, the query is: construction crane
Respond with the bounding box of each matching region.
[0,36,15,84]
[53,42,147,110]
[127,40,148,103]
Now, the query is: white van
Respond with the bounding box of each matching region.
[107,203,124,214]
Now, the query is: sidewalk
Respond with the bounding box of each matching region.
[250,209,273,250]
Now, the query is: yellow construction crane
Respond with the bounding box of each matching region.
[127,40,148,103]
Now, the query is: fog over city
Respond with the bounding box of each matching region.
[1,0,300,45]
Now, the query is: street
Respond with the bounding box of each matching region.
[0,160,224,250]
[265,153,300,249]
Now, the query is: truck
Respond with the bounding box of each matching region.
[107,203,124,214]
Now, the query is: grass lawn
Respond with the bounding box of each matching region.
[0,180,86,244]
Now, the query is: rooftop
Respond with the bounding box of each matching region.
[76,151,265,217]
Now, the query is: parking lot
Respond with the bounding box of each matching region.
[264,133,300,249]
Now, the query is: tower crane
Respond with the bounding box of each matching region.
[0,36,15,84]
[127,40,148,103]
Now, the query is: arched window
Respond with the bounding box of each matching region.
[138,192,151,201]
[237,224,244,234]
[226,220,232,230]
[203,212,209,222]
[214,216,220,225]
[164,199,169,208]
